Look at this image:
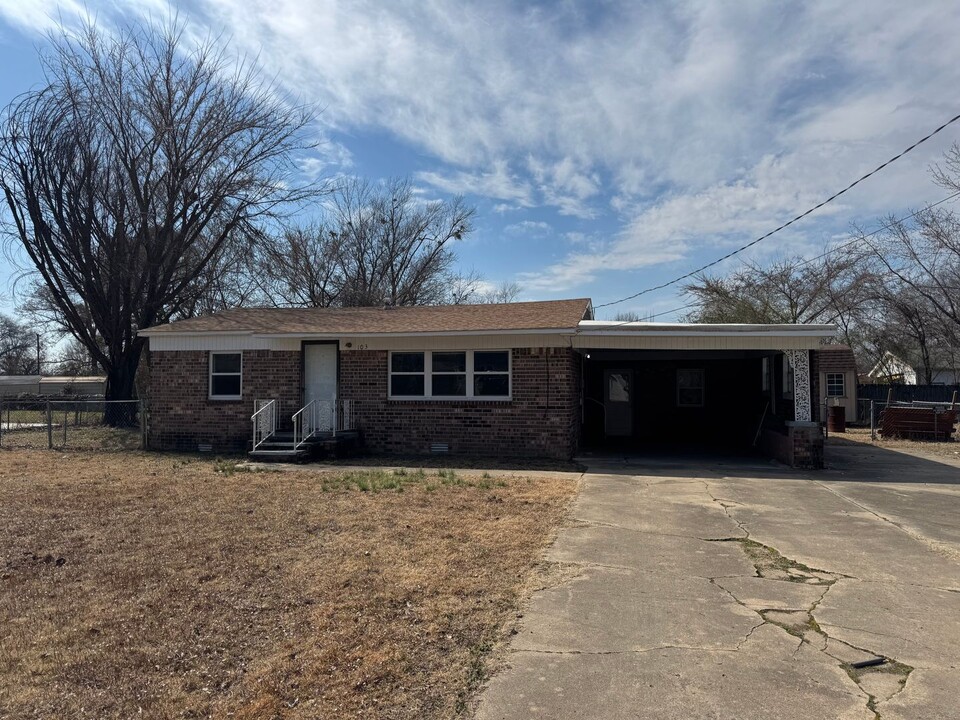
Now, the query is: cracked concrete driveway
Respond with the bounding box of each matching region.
[474,440,960,720]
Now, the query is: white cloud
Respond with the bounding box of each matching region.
[415,160,534,205]
[504,220,551,237]
[4,0,960,294]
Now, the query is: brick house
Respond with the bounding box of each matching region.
[140,298,837,467]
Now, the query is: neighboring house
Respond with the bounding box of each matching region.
[867,350,960,385]
[0,375,42,397]
[816,344,858,425]
[0,375,106,397]
[38,376,107,395]
[139,299,837,468]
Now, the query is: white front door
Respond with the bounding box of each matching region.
[304,343,338,418]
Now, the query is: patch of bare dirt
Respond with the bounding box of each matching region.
[0,450,578,719]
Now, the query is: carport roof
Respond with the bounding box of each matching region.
[576,320,836,336]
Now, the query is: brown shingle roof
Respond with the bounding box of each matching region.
[818,344,857,373]
[141,299,594,336]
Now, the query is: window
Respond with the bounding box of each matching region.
[826,373,845,397]
[390,352,425,396]
[388,350,511,399]
[677,368,705,407]
[209,352,242,399]
[432,352,467,396]
[473,350,510,397]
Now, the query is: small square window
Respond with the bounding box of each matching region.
[677,368,705,407]
[826,373,845,397]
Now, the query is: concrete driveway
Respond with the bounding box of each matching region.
[475,440,960,720]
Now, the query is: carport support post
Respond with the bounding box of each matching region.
[783,350,812,422]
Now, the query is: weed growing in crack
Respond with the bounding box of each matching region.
[710,538,838,584]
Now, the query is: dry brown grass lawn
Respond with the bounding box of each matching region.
[839,426,960,462]
[0,450,579,719]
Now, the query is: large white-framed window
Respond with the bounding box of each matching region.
[677,368,705,407]
[826,372,845,397]
[388,350,511,399]
[209,352,243,400]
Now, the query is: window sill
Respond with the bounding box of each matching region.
[388,397,512,403]
[208,396,244,402]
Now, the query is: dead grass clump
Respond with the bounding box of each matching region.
[0,449,577,719]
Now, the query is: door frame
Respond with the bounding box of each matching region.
[300,340,340,406]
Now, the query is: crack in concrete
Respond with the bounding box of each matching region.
[514,645,742,656]
[698,483,914,720]
[699,480,751,538]
[809,479,960,564]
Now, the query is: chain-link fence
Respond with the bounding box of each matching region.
[0,398,145,451]
[856,398,959,441]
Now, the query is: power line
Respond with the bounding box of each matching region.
[587,189,960,331]
[594,110,960,311]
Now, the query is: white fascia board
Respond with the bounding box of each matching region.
[255,328,577,339]
[138,329,253,338]
[576,321,837,337]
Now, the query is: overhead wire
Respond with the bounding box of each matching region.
[587,189,960,330]
[592,110,960,313]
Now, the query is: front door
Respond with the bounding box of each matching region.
[303,343,338,428]
[604,369,633,437]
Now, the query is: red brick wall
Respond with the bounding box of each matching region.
[340,347,581,458]
[147,349,301,452]
[758,422,824,469]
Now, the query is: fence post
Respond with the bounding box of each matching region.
[870,401,876,441]
[139,399,147,450]
[46,399,52,449]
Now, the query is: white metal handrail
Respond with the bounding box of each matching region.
[291,399,355,449]
[251,399,277,451]
[293,399,322,450]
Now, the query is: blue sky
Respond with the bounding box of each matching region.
[2,1,960,320]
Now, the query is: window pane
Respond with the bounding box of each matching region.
[212,353,241,374]
[475,374,509,397]
[474,351,508,373]
[432,374,466,396]
[391,374,425,396]
[678,388,704,406]
[432,352,466,373]
[211,375,241,397]
[678,369,704,389]
[391,352,424,373]
[608,373,630,402]
[827,374,845,396]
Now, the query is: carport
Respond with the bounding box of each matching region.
[572,321,837,466]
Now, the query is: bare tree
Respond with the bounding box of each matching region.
[256,177,475,307]
[53,336,102,376]
[0,17,316,404]
[478,280,523,304]
[0,313,38,374]
[684,255,861,325]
